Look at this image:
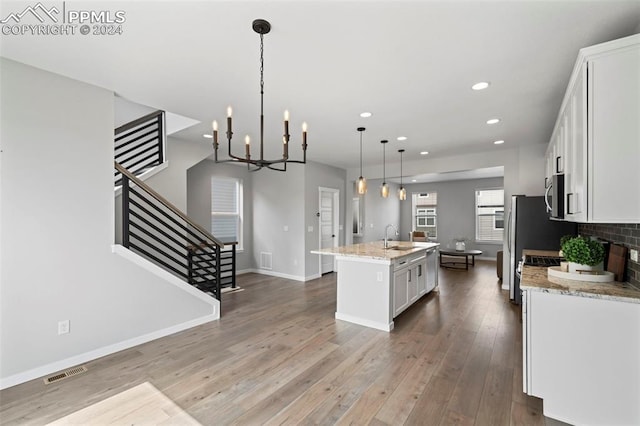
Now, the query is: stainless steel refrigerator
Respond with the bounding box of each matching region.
[507,195,577,304]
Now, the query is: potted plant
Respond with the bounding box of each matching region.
[560,235,606,273]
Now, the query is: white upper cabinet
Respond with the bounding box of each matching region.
[545,34,640,223]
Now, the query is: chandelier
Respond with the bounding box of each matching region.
[212,19,307,171]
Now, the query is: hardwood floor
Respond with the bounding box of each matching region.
[1,261,556,425]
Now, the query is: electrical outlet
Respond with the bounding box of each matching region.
[630,249,639,263]
[58,320,70,335]
[283,225,289,232]
[377,272,383,282]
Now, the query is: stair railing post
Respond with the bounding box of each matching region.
[215,245,221,301]
[231,244,237,289]
[122,175,130,248]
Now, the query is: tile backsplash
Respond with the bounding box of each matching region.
[578,223,639,287]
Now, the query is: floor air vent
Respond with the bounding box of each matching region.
[44,366,87,385]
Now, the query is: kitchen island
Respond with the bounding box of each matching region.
[312,241,439,331]
[520,250,640,425]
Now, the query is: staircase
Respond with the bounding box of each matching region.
[114,112,236,301]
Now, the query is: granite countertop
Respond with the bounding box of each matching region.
[520,250,640,304]
[311,241,439,262]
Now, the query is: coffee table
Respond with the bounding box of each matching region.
[439,249,483,270]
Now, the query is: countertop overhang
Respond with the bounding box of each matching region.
[311,241,439,262]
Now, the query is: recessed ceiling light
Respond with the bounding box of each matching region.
[494,140,505,145]
[486,118,500,124]
[412,179,417,182]
[472,81,490,91]
[420,151,429,155]
[360,112,372,118]
[397,136,407,141]
[203,134,213,139]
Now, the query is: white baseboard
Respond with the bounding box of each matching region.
[237,269,320,282]
[0,314,217,390]
[239,268,308,282]
[335,312,394,332]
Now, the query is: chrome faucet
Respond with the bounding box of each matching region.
[384,224,399,248]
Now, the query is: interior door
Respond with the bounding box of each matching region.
[320,189,336,274]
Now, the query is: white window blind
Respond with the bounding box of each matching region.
[476,188,504,242]
[211,177,242,246]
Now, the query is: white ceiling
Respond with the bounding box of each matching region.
[2,1,639,179]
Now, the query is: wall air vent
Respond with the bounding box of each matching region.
[44,366,87,385]
[260,252,273,270]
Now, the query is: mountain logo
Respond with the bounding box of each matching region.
[0,2,60,24]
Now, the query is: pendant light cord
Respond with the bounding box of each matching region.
[383,143,386,181]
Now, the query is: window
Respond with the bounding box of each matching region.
[476,189,504,242]
[211,177,243,249]
[412,192,438,238]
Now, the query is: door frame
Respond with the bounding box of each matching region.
[318,187,340,275]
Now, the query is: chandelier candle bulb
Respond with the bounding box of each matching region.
[226,106,233,135]
[283,110,290,137]
[245,135,250,158]
[302,122,308,147]
[212,120,218,146]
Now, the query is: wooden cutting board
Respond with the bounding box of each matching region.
[606,244,628,282]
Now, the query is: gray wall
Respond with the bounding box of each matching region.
[253,166,306,279]
[0,59,215,387]
[304,161,348,279]
[352,179,401,244]
[400,177,505,258]
[187,160,254,272]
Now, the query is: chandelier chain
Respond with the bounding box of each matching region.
[259,33,264,96]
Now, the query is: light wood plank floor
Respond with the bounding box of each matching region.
[1,261,561,425]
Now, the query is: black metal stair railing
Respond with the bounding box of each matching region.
[188,242,237,294]
[114,110,165,186]
[116,161,234,301]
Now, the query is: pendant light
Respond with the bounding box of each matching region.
[380,140,389,198]
[356,127,367,194]
[398,149,407,201]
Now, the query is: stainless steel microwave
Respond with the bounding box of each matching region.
[545,174,565,219]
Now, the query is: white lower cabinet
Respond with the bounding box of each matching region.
[393,267,409,317]
[522,289,640,425]
[393,252,430,318]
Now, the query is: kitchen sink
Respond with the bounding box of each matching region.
[387,246,415,251]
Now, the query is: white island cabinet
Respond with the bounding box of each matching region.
[312,241,439,332]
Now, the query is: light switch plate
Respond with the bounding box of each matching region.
[631,249,639,263]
